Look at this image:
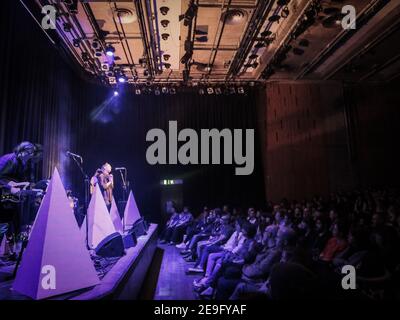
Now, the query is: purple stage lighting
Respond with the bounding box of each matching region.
[113,91,119,96]
[118,76,126,83]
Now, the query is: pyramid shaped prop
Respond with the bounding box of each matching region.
[13,168,99,300]
[87,184,116,249]
[123,190,142,230]
[80,217,87,246]
[110,197,123,233]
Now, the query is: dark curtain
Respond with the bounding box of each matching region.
[0,1,266,223]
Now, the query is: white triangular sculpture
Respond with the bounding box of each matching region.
[87,184,116,249]
[0,236,6,256]
[13,168,99,300]
[80,217,87,246]
[110,198,123,233]
[123,190,142,230]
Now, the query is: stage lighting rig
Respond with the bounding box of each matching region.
[179,1,198,26]
[105,44,115,57]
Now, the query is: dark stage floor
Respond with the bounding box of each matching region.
[153,244,197,300]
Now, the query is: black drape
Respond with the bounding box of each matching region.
[1,1,265,223]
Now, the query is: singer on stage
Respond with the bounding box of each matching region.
[91,162,114,209]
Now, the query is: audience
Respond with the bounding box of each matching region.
[159,188,400,300]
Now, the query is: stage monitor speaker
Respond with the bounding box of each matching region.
[123,230,137,249]
[95,232,125,257]
[128,218,148,238]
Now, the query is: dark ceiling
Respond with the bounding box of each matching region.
[26,0,400,87]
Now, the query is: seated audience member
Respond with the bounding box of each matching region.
[176,206,210,249]
[247,208,258,225]
[214,224,296,300]
[319,222,348,263]
[198,222,258,297]
[181,209,222,261]
[193,219,246,289]
[169,206,193,245]
[159,206,179,243]
[266,263,317,300]
[311,217,330,257]
[187,214,234,273]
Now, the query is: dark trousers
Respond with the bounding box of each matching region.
[216,277,242,300]
[171,224,188,243]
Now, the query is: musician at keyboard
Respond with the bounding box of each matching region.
[0,141,43,243]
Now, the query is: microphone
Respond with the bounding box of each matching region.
[115,167,126,171]
[66,151,83,162]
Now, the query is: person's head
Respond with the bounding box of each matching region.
[248,207,256,219]
[329,209,338,222]
[275,211,283,224]
[183,206,189,213]
[315,218,326,232]
[372,213,384,228]
[14,141,42,164]
[283,211,293,227]
[241,222,257,239]
[102,162,112,174]
[331,222,348,239]
[276,226,296,248]
[303,207,310,219]
[221,214,231,225]
[294,207,302,219]
[222,205,230,213]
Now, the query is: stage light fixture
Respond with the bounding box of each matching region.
[164,54,171,61]
[199,88,205,95]
[162,86,169,94]
[73,39,81,48]
[160,6,170,15]
[105,44,115,57]
[207,87,214,95]
[154,87,161,96]
[161,33,170,41]
[63,22,72,32]
[113,91,119,96]
[169,87,176,95]
[161,20,170,28]
[118,74,127,83]
[164,63,171,69]
[135,88,141,95]
[237,87,245,94]
[215,87,222,95]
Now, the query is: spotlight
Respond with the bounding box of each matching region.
[215,87,222,95]
[118,75,127,83]
[135,88,141,95]
[169,87,176,95]
[105,44,115,57]
[81,52,89,62]
[229,87,236,95]
[143,69,150,77]
[63,22,72,32]
[73,39,80,47]
[113,91,119,96]
[161,33,170,41]
[101,63,109,71]
[164,54,171,61]
[161,20,170,28]
[92,40,100,50]
[237,87,245,94]
[160,6,170,15]
[207,87,214,95]
[154,87,161,95]
[161,86,168,94]
[164,63,171,69]
[94,49,102,57]
[199,88,205,95]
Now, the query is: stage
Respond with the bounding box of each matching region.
[0,224,158,300]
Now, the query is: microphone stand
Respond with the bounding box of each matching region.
[117,168,128,232]
[70,154,90,250]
